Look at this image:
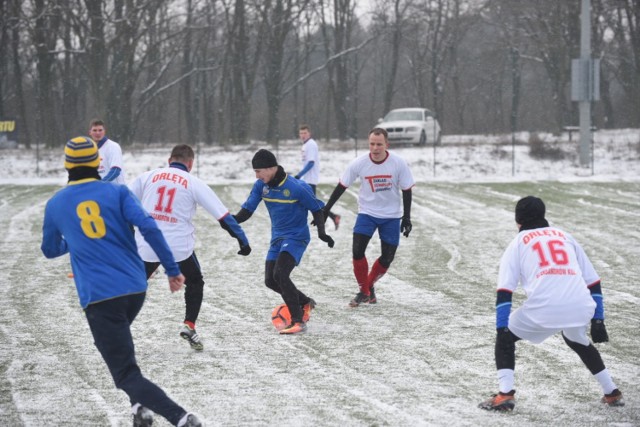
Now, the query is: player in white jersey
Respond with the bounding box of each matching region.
[479,196,624,411]
[129,144,251,350]
[321,127,415,307]
[294,125,341,229]
[89,119,126,184]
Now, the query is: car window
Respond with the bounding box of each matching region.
[384,111,423,121]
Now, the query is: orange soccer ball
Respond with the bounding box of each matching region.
[271,303,291,331]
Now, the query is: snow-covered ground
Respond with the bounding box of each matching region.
[1,130,639,426]
[1,129,639,185]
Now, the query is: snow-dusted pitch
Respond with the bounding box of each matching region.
[1,181,638,426]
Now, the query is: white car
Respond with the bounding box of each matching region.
[377,108,441,146]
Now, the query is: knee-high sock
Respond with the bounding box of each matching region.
[367,258,388,290]
[353,258,369,294]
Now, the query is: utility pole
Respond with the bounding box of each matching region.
[578,0,591,167]
[572,0,599,168]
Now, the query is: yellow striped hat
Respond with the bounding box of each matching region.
[64,136,100,169]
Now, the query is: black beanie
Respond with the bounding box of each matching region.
[515,196,546,225]
[252,149,278,169]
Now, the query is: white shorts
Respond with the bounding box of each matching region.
[509,307,590,346]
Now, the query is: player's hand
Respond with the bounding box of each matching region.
[311,208,329,227]
[168,274,185,293]
[591,319,609,343]
[318,232,334,248]
[294,174,300,179]
[237,244,252,256]
[401,217,412,237]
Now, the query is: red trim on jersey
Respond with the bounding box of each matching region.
[587,280,601,288]
[497,288,513,293]
[369,151,389,164]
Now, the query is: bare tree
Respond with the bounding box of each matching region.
[603,0,640,127]
[520,0,580,132]
[370,0,411,113]
[259,0,309,143]
[319,0,358,140]
[31,0,63,147]
[218,0,265,143]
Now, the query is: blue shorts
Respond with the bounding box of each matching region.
[266,238,309,265]
[353,214,401,246]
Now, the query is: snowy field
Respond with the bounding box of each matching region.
[1,130,639,426]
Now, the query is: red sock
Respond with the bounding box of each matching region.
[353,258,369,295]
[184,321,196,330]
[367,259,388,290]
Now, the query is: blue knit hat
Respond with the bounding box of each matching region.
[64,136,100,169]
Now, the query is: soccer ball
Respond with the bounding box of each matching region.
[271,303,291,331]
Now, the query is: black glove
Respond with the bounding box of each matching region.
[237,243,252,256]
[591,319,609,343]
[294,175,300,179]
[318,233,334,248]
[401,217,412,237]
[311,207,329,226]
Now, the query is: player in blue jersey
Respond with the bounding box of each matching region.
[234,149,335,334]
[41,137,202,427]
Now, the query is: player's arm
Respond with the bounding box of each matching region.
[495,247,519,369]
[193,181,251,256]
[297,186,334,248]
[40,205,69,258]
[495,289,513,330]
[588,280,609,342]
[311,209,335,248]
[295,161,314,179]
[233,181,263,224]
[218,213,251,256]
[401,188,412,237]
[572,238,609,342]
[120,187,180,278]
[495,242,520,331]
[102,167,121,182]
[319,183,347,223]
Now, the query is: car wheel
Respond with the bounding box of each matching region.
[419,131,426,146]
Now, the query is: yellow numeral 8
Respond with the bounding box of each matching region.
[76,201,106,238]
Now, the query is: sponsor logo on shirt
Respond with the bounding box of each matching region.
[365,175,393,192]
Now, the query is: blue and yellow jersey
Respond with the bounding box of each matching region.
[41,178,179,308]
[242,175,324,243]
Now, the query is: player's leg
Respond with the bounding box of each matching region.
[480,308,551,411]
[264,260,281,294]
[367,218,401,303]
[179,254,204,326]
[177,254,204,350]
[352,233,372,292]
[273,251,303,322]
[269,240,312,305]
[85,294,189,425]
[144,261,160,280]
[562,327,624,406]
[273,251,309,334]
